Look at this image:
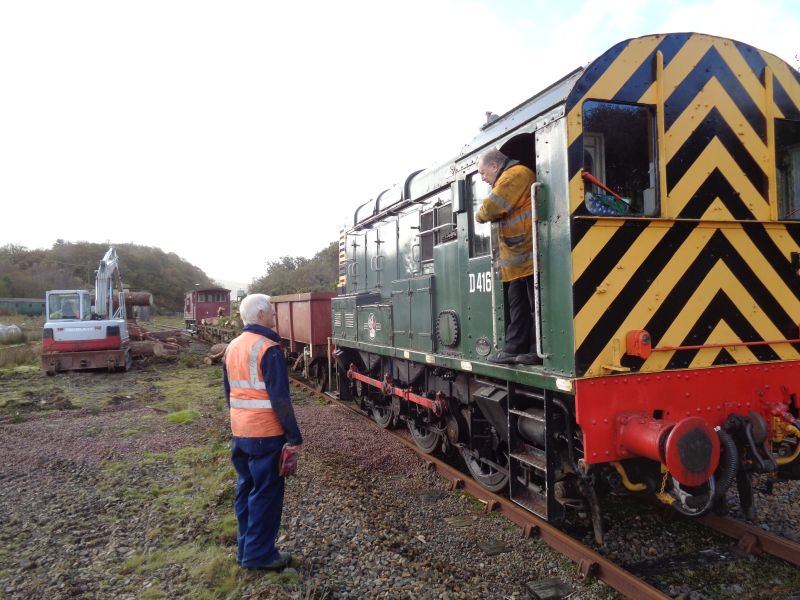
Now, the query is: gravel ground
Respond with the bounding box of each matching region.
[1,359,799,599]
[249,399,606,599]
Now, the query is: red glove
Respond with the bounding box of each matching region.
[278,444,300,477]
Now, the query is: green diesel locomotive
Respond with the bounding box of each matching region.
[330,32,800,542]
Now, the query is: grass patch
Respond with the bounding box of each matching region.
[0,343,38,368]
[104,448,295,598]
[179,352,204,368]
[0,363,40,377]
[123,544,198,573]
[174,446,207,465]
[152,366,224,414]
[210,513,238,545]
[166,409,200,424]
[103,460,131,476]
[143,452,170,462]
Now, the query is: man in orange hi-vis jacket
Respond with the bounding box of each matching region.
[223,293,303,571]
[476,148,540,365]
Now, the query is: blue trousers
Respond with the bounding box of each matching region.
[231,436,285,567]
[503,275,535,354]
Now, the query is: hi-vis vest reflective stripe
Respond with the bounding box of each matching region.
[225,331,285,438]
[476,162,535,282]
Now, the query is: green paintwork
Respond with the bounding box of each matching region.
[330,334,572,392]
[331,296,357,341]
[336,97,580,388]
[535,119,576,376]
[357,304,393,345]
[410,275,434,352]
[432,240,462,353]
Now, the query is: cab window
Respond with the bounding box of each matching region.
[776,118,800,220]
[49,293,81,320]
[582,100,658,217]
[468,173,491,257]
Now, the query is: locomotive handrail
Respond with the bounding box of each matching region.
[370,256,385,271]
[530,181,548,360]
[652,337,800,352]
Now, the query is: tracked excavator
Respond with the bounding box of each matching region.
[42,247,134,374]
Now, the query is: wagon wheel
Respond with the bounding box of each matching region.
[308,358,328,393]
[460,447,509,492]
[408,419,440,454]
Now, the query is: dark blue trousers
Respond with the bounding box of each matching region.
[503,275,535,354]
[231,436,285,567]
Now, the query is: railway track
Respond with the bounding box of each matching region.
[289,374,800,599]
[289,376,667,599]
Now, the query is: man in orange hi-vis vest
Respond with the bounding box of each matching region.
[223,293,303,571]
[476,148,541,366]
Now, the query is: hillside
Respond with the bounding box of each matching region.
[249,241,339,296]
[0,242,215,313]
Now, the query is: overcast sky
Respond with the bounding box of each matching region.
[1,0,798,287]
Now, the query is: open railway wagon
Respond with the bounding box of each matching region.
[329,33,800,543]
[273,292,335,390]
[194,292,334,389]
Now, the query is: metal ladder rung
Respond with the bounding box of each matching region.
[509,408,544,422]
[510,450,546,471]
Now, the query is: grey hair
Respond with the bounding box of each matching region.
[239,293,272,326]
[477,149,507,168]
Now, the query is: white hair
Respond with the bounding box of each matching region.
[477,148,507,167]
[239,293,272,326]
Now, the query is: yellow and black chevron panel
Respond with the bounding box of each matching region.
[566,33,800,377]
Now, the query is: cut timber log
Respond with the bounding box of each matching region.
[146,330,188,342]
[130,341,166,357]
[100,291,154,309]
[124,291,154,306]
[209,343,228,355]
[203,343,228,365]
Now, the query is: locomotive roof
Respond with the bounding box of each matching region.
[349,68,583,230]
[352,32,797,230]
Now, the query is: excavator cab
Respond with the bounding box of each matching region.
[47,291,90,320]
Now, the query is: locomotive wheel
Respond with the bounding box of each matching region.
[408,420,439,454]
[460,448,509,492]
[372,403,394,429]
